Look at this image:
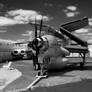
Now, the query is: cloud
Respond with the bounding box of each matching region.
[67,6,77,11]
[66,12,75,17]
[87,33,92,36]
[87,38,92,45]
[0,9,51,26]
[65,12,79,17]
[0,38,16,43]
[7,9,50,22]
[75,28,89,33]
[0,16,23,26]
[21,31,33,36]
[64,5,79,17]
[88,39,92,43]
[65,11,79,17]
[16,39,26,43]
[80,33,92,36]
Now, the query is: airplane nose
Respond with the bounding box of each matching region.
[30,38,43,50]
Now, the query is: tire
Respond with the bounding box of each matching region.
[80,62,85,69]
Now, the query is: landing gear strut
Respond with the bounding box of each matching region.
[37,56,50,77]
[80,53,86,69]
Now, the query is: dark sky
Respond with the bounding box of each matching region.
[0,0,92,42]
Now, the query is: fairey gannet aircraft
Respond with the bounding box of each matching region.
[27,17,89,76]
[0,39,27,63]
[0,17,89,91]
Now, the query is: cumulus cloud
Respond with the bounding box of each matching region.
[0,9,51,26]
[65,12,79,17]
[75,28,89,33]
[0,16,23,26]
[67,6,77,11]
[66,12,75,17]
[64,5,79,17]
[7,9,37,17]
[7,9,50,22]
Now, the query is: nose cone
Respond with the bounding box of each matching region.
[29,38,38,50]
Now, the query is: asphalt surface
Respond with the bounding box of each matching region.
[31,79,92,92]
[0,57,92,92]
[0,60,38,92]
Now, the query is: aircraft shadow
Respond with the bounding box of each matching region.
[48,62,92,77]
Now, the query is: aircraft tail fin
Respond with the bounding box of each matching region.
[61,17,88,32]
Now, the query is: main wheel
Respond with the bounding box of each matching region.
[80,62,85,69]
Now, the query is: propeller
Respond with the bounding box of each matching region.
[31,17,44,70]
[34,17,39,69]
[32,17,44,50]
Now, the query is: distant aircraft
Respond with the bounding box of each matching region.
[0,39,27,63]
[27,17,89,76]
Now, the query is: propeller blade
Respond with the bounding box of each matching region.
[34,17,40,70]
[39,17,43,37]
[35,17,38,38]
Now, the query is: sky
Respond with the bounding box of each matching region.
[0,0,92,43]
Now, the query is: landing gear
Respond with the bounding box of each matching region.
[32,53,41,70]
[80,62,85,69]
[80,53,86,69]
[37,56,50,77]
[38,71,48,77]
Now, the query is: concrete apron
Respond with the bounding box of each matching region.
[0,67,22,91]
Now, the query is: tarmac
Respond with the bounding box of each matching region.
[0,57,92,92]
